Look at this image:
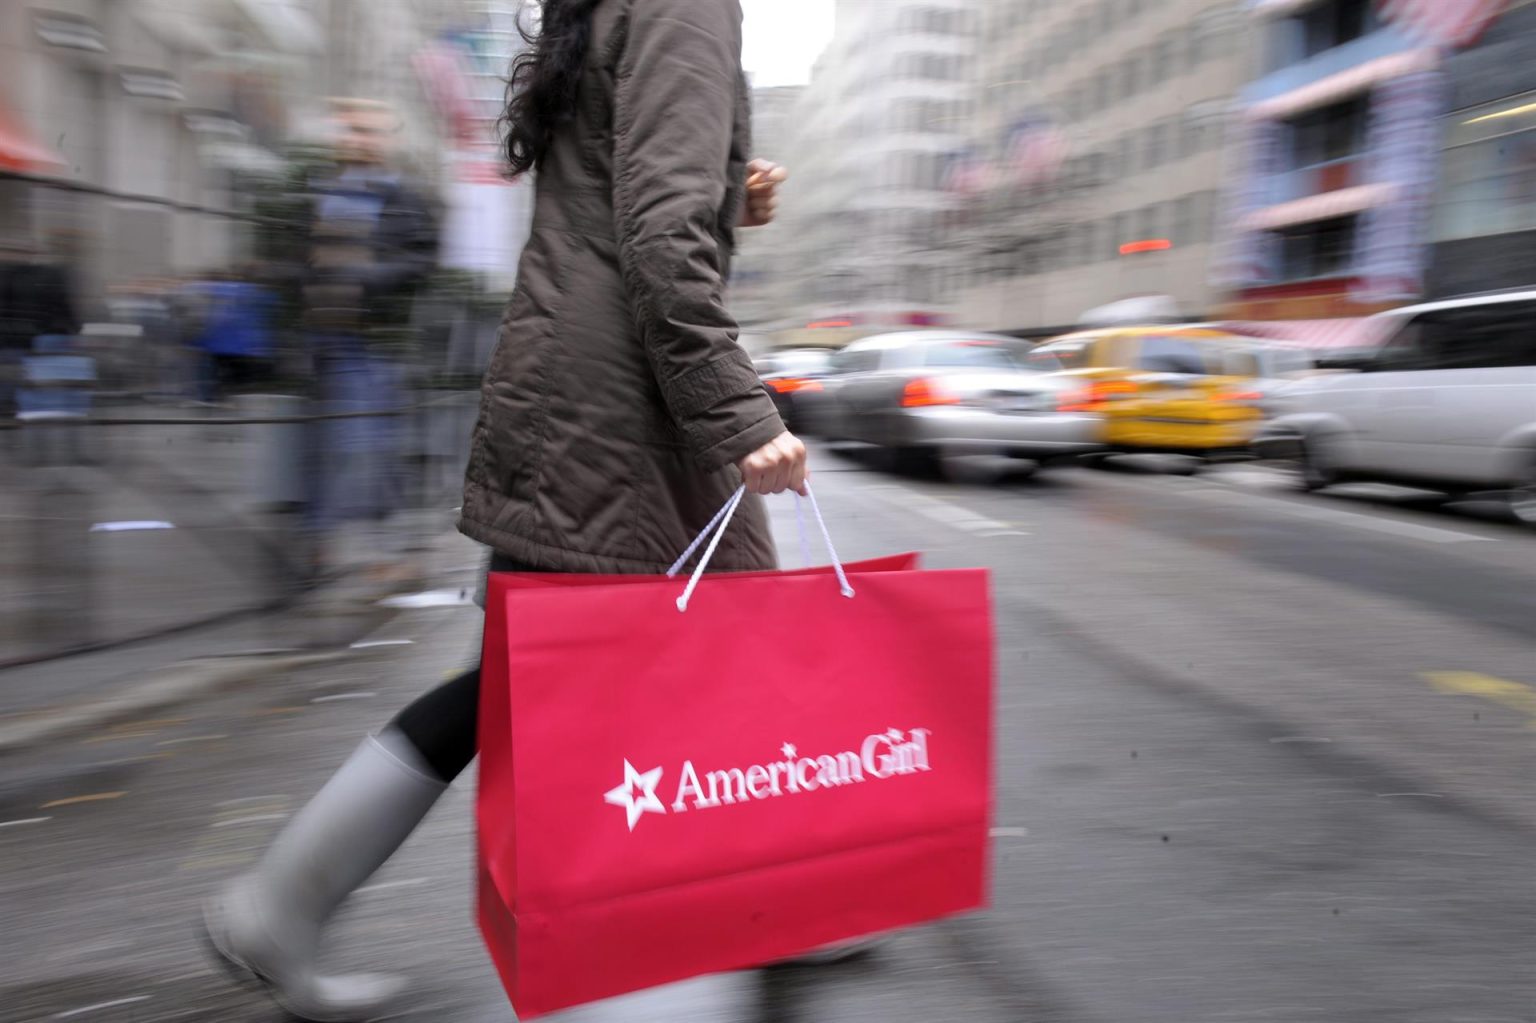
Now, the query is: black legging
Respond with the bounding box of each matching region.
[391,665,481,783]
[388,553,535,783]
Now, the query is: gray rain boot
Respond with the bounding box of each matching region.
[202,731,447,1021]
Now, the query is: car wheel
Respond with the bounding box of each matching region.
[938,449,1016,485]
[1509,458,1536,526]
[893,446,940,478]
[1298,436,1337,492]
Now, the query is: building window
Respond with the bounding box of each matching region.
[1145,121,1169,169]
[1121,52,1143,100]
[1189,5,1240,65]
[1117,132,1137,176]
[1174,195,1197,246]
[1289,94,1369,167]
[1151,32,1177,76]
[1278,215,1359,280]
[1299,0,1378,58]
[1436,99,1536,242]
[1181,100,1226,157]
[1081,220,1102,263]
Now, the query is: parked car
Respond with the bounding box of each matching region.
[793,330,1104,474]
[754,348,833,430]
[1254,292,1536,523]
[1024,326,1314,462]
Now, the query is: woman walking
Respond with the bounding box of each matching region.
[201,0,804,1018]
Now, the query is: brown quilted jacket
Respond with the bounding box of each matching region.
[459,0,784,573]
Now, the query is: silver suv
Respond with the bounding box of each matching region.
[1256,292,1536,523]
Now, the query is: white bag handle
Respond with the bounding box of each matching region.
[667,481,854,613]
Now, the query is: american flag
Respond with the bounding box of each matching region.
[1004,112,1069,189]
[944,148,993,196]
[1375,0,1509,49]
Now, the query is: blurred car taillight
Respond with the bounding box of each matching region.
[901,378,959,408]
[1057,388,1097,413]
[1211,389,1263,403]
[767,377,824,394]
[1058,379,1136,412]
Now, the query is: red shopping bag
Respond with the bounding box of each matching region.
[477,495,992,1019]
[477,553,921,893]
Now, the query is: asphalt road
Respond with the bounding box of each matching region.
[2,447,1534,1023]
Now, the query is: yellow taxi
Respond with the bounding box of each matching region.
[1024,326,1313,458]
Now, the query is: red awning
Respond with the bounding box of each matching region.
[1218,318,1397,351]
[0,103,64,173]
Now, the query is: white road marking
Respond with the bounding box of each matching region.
[989,827,1029,838]
[212,813,289,829]
[89,521,174,533]
[1206,468,1296,491]
[1269,736,1334,744]
[351,639,415,650]
[378,589,475,609]
[216,795,287,807]
[1187,488,1494,544]
[874,486,1029,537]
[311,692,379,704]
[1375,792,1446,799]
[55,997,152,1018]
[357,877,431,895]
[156,735,229,747]
[0,817,51,829]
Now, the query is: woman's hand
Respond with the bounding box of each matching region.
[740,159,788,228]
[737,431,808,496]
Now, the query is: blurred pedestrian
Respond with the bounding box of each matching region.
[201,0,803,1018]
[300,98,440,543]
[182,269,278,403]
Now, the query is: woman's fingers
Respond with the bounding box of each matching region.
[736,431,808,495]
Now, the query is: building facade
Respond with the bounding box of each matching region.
[759,0,981,329]
[729,84,804,327]
[1424,0,1536,299]
[954,0,1249,334]
[1212,0,1489,324]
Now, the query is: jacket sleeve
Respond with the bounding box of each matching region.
[612,0,784,472]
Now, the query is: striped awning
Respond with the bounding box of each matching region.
[1377,0,1509,49]
[1219,318,1397,350]
[1239,182,1399,231]
[1248,49,1439,121]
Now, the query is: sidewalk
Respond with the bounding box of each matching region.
[0,394,477,668]
[0,520,483,752]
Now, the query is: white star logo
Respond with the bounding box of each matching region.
[781,742,798,760]
[886,729,905,743]
[603,760,666,832]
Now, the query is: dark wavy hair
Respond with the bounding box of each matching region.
[502,0,605,176]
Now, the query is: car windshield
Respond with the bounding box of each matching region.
[764,350,831,376]
[920,340,1022,370]
[1025,340,1089,371]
